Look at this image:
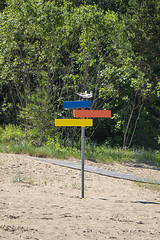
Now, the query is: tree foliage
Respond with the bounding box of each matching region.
[0,0,159,149]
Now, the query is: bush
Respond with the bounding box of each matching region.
[0,124,25,144]
[0,124,46,146]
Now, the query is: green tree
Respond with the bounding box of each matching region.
[123,0,160,148]
[0,0,6,11]
[0,0,64,120]
[19,87,54,146]
[0,0,159,149]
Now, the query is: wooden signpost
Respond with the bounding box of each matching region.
[55,100,111,198]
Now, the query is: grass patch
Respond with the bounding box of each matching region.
[0,124,159,166]
[0,141,160,167]
[85,144,160,166]
[13,170,34,185]
[0,142,81,160]
[134,149,160,166]
[136,182,160,192]
[85,144,135,163]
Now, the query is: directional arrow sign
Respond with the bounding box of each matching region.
[63,101,91,109]
[55,97,112,199]
[73,110,111,118]
[55,119,93,127]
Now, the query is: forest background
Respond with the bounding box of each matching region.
[0,0,160,162]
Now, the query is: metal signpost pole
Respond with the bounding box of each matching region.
[81,126,85,198]
[55,98,111,198]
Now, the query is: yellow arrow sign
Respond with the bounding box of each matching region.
[55,119,93,127]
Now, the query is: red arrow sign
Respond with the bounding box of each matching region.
[73,110,111,118]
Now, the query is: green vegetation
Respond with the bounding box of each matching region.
[0,0,159,156]
[136,182,160,192]
[0,125,160,166]
[0,140,160,166]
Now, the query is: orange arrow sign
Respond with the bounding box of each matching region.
[73,110,111,118]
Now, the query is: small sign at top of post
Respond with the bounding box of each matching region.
[63,100,91,109]
[55,91,111,198]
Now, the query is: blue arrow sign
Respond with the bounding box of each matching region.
[63,101,91,109]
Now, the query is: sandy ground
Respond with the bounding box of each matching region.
[0,153,160,240]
